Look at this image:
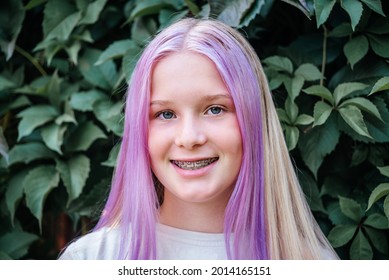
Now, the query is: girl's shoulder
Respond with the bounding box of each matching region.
[58,227,121,260]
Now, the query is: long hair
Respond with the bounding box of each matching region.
[94,18,337,260]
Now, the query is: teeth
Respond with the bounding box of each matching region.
[172,158,218,170]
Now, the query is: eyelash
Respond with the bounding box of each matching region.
[155,106,226,120]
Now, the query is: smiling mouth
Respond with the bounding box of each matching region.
[171,158,219,170]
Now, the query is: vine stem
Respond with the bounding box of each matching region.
[14,45,47,76]
[320,25,328,86]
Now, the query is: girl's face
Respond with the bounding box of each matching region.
[148,52,242,206]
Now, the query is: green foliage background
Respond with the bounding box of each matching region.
[1,0,389,260]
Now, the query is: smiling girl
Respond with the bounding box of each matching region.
[59,18,338,260]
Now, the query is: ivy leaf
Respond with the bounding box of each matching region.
[16,105,58,140]
[294,63,323,81]
[239,0,266,27]
[93,100,124,136]
[340,97,382,121]
[384,195,389,223]
[70,90,107,112]
[333,82,368,106]
[42,0,75,37]
[341,0,364,31]
[377,166,389,177]
[369,77,389,95]
[209,0,255,27]
[339,196,362,222]
[367,183,389,210]
[95,40,137,65]
[5,169,29,226]
[285,125,299,151]
[364,213,388,229]
[41,123,67,154]
[44,11,81,42]
[0,127,9,162]
[314,0,336,27]
[327,225,357,247]
[55,155,90,205]
[313,101,333,126]
[344,35,369,69]
[79,48,118,90]
[299,115,340,177]
[295,114,314,126]
[66,121,107,152]
[303,85,334,105]
[350,229,373,260]
[78,0,108,25]
[0,231,38,259]
[364,227,388,254]
[7,142,55,166]
[0,0,25,60]
[360,0,385,16]
[339,105,372,138]
[287,75,304,101]
[299,170,326,213]
[101,143,121,167]
[328,23,353,37]
[23,165,60,229]
[368,34,389,58]
[276,108,290,124]
[263,56,294,74]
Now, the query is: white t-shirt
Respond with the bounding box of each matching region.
[58,223,228,260]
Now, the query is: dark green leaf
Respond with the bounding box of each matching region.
[339,105,372,138]
[328,23,352,37]
[0,76,15,91]
[339,196,362,222]
[378,166,389,178]
[0,0,25,60]
[333,82,368,105]
[340,97,382,120]
[45,11,81,42]
[276,108,290,124]
[285,125,299,151]
[299,170,326,213]
[263,56,294,74]
[78,0,108,25]
[0,231,38,259]
[295,114,314,126]
[314,0,336,27]
[350,229,373,259]
[41,123,67,154]
[16,105,58,140]
[130,0,170,20]
[360,0,385,16]
[299,115,340,177]
[158,9,188,29]
[367,17,389,35]
[367,183,389,210]
[184,0,200,15]
[131,17,157,45]
[384,195,389,223]
[364,213,388,229]
[79,49,118,90]
[344,35,369,69]
[313,101,333,126]
[0,127,9,162]
[93,100,124,136]
[369,76,389,95]
[303,85,334,105]
[70,90,108,112]
[95,40,137,65]
[42,0,76,37]
[55,155,90,205]
[341,0,364,30]
[209,0,255,27]
[364,227,388,254]
[368,34,389,58]
[285,97,298,122]
[101,143,121,167]
[7,142,55,166]
[294,63,323,81]
[66,121,107,152]
[327,225,357,247]
[5,169,29,226]
[239,0,266,27]
[23,165,60,228]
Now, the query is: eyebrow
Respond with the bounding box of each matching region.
[150,94,232,106]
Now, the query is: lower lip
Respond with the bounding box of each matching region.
[171,160,218,178]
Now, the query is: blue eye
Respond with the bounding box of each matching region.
[158,111,175,120]
[208,106,223,115]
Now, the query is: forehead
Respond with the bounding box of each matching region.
[150,51,230,100]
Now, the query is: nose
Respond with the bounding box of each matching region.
[174,116,207,149]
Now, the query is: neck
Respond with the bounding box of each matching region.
[158,190,230,233]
